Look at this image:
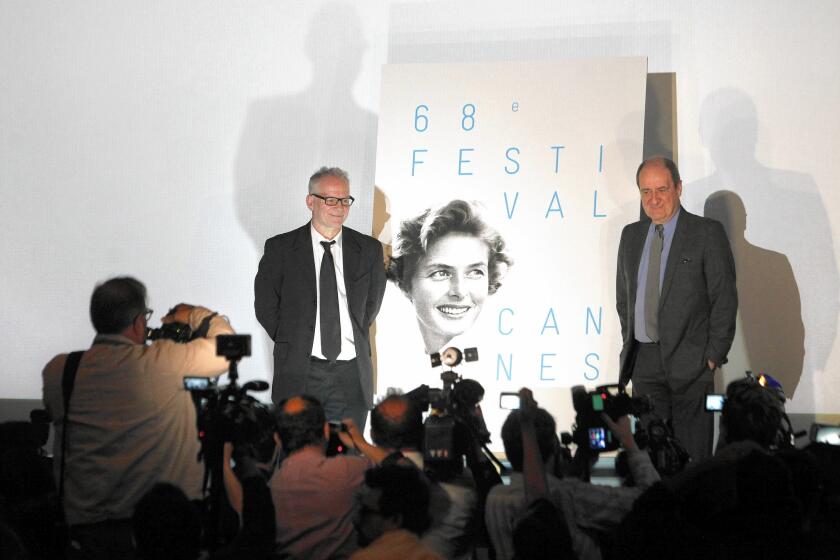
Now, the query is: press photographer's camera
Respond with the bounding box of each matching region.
[571,384,651,452]
[147,321,193,343]
[404,347,499,483]
[183,335,268,448]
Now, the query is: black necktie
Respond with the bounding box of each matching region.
[320,240,341,361]
[644,224,665,342]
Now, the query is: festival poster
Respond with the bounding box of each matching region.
[373,58,648,443]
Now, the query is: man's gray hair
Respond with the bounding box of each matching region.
[308,166,350,193]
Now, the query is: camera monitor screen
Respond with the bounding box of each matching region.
[705,394,725,412]
[588,427,610,450]
[499,392,520,410]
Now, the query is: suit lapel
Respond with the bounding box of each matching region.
[342,228,362,325]
[659,208,688,306]
[292,224,316,297]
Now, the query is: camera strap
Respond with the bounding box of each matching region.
[58,350,84,508]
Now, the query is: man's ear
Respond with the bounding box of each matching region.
[127,314,146,344]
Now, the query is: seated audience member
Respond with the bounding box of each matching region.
[270,395,386,560]
[351,464,441,560]
[666,378,836,559]
[218,404,281,556]
[508,388,574,560]
[0,521,29,560]
[801,442,840,556]
[609,481,695,560]
[0,421,62,559]
[41,276,234,558]
[132,482,202,560]
[511,498,572,560]
[486,395,660,560]
[370,394,478,559]
[666,376,788,528]
[718,376,786,451]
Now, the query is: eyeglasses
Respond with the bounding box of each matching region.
[142,308,153,322]
[310,193,355,207]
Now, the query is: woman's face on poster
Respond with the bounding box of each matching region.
[410,232,491,347]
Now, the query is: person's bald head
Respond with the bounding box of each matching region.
[277,395,326,454]
[371,395,423,450]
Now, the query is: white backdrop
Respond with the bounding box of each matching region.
[2,1,839,431]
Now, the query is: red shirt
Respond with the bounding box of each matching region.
[271,447,372,559]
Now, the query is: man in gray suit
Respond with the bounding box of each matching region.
[616,156,737,462]
[255,167,386,429]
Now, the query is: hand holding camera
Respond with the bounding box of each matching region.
[162,303,195,325]
[600,413,638,451]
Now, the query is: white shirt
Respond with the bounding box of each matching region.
[310,224,356,360]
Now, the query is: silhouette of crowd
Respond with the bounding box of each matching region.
[2,376,840,560]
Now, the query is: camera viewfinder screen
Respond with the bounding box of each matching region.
[588,427,608,449]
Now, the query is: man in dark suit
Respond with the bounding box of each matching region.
[616,156,737,462]
[255,167,386,429]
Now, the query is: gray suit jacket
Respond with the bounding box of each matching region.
[254,223,386,404]
[616,207,737,391]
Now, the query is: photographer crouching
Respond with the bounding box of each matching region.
[42,276,234,559]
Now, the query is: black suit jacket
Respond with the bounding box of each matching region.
[254,223,386,404]
[616,207,737,391]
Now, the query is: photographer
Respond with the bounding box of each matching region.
[42,276,233,559]
[270,395,388,560]
[369,394,478,559]
[486,389,660,560]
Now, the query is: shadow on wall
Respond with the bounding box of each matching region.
[234,1,378,250]
[704,190,805,396]
[233,2,379,388]
[687,88,838,403]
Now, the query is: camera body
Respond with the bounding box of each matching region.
[571,384,651,452]
[403,347,494,482]
[147,321,193,343]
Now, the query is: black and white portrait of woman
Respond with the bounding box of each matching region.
[387,199,513,353]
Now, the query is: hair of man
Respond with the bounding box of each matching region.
[721,378,784,448]
[370,395,424,450]
[89,276,147,334]
[276,395,326,454]
[364,464,432,535]
[501,407,557,472]
[308,166,350,194]
[635,156,681,188]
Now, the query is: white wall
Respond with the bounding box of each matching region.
[2,1,838,421]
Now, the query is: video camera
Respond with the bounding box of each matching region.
[567,383,690,478]
[404,347,503,488]
[182,333,274,548]
[571,384,651,452]
[183,335,268,450]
